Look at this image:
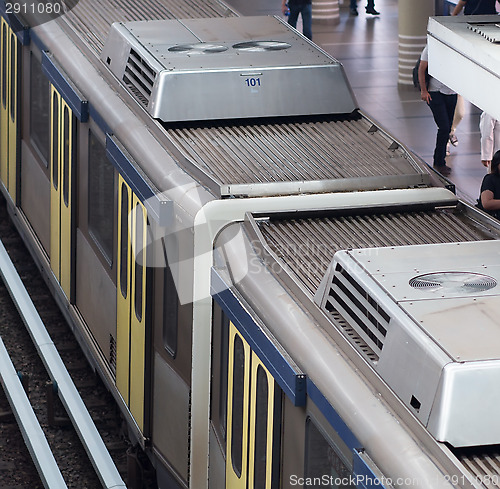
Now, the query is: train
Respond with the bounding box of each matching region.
[2,0,500,488]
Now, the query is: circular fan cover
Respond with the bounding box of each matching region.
[409,272,497,294]
[168,43,228,54]
[232,41,291,52]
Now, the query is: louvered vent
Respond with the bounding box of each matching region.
[123,48,157,107]
[324,263,391,363]
[467,22,500,43]
[109,334,117,378]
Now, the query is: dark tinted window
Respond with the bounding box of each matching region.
[231,335,245,477]
[305,418,354,488]
[1,24,6,108]
[254,365,269,489]
[63,106,70,206]
[119,182,129,298]
[30,54,50,164]
[134,203,144,321]
[162,252,178,356]
[9,33,15,121]
[219,313,229,440]
[51,92,59,189]
[88,131,114,262]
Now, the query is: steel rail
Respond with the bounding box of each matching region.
[0,336,68,489]
[0,238,127,489]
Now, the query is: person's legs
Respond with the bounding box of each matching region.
[301,4,312,39]
[449,94,464,144]
[366,0,379,14]
[288,5,300,28]
[428,92,457,169]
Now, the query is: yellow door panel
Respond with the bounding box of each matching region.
[129,197,147,431]
[226,323,251,489]
[59,101,73,297]
[116,183,148,433]
[0,19,9,189]
[116,175,132,403]
[50,87,75,300]
[248,354,276,489]
[50,87,61,283]
[7,30,17,201]
[226,323,279,489]
[0,24,19,201]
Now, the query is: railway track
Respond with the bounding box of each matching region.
[0,196,143,488]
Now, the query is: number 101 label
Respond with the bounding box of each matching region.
[245,77,261,88]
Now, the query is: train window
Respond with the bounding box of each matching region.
[1,24,6,109]
[88,130,114,263]
[9,33,15,122]
[253,365,269,489]
[219,312,229,440]
[162,260,178,357]
[134,202,144,321]
[10,34,16,121]
[305,418,354,488]
[52,92,59,190]
[231,334,245,477]
[119,182,128,298]
[63,106,70,207]
[30,54,50,165]
[209,304,229,451]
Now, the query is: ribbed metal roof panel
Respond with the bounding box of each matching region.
[257,209,492,294]
[167,114,429,196]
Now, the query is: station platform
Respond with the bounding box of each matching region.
[227,0,488,204]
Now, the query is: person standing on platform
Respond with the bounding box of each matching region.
[350,0,379,16]
[477,150,500,219]
[480,112,500,169]
[452,0,499,15]
[282,0,312,40]
[418,44,457,176]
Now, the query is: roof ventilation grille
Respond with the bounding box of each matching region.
[323,263,391,363]
[168,43,228,54]
[409,271,497,294]
[467,22,500,43]
[232,41,291,51]
[123,48,157,107]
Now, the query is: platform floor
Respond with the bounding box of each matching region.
[227,0,487,204]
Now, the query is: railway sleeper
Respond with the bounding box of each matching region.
[45,381,71,427]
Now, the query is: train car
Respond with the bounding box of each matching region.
[2,0,500,488]
[210,187,500,489]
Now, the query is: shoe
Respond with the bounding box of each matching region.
[433,164,452,176]
[449,134,458,146]
[350,8,358,15]
[366,7,380,14]
[446,142,451,156]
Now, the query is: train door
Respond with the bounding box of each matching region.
[0,18,19,202]
[50,86,76,300]
[226,323,280,489]
[116,174,149,433]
